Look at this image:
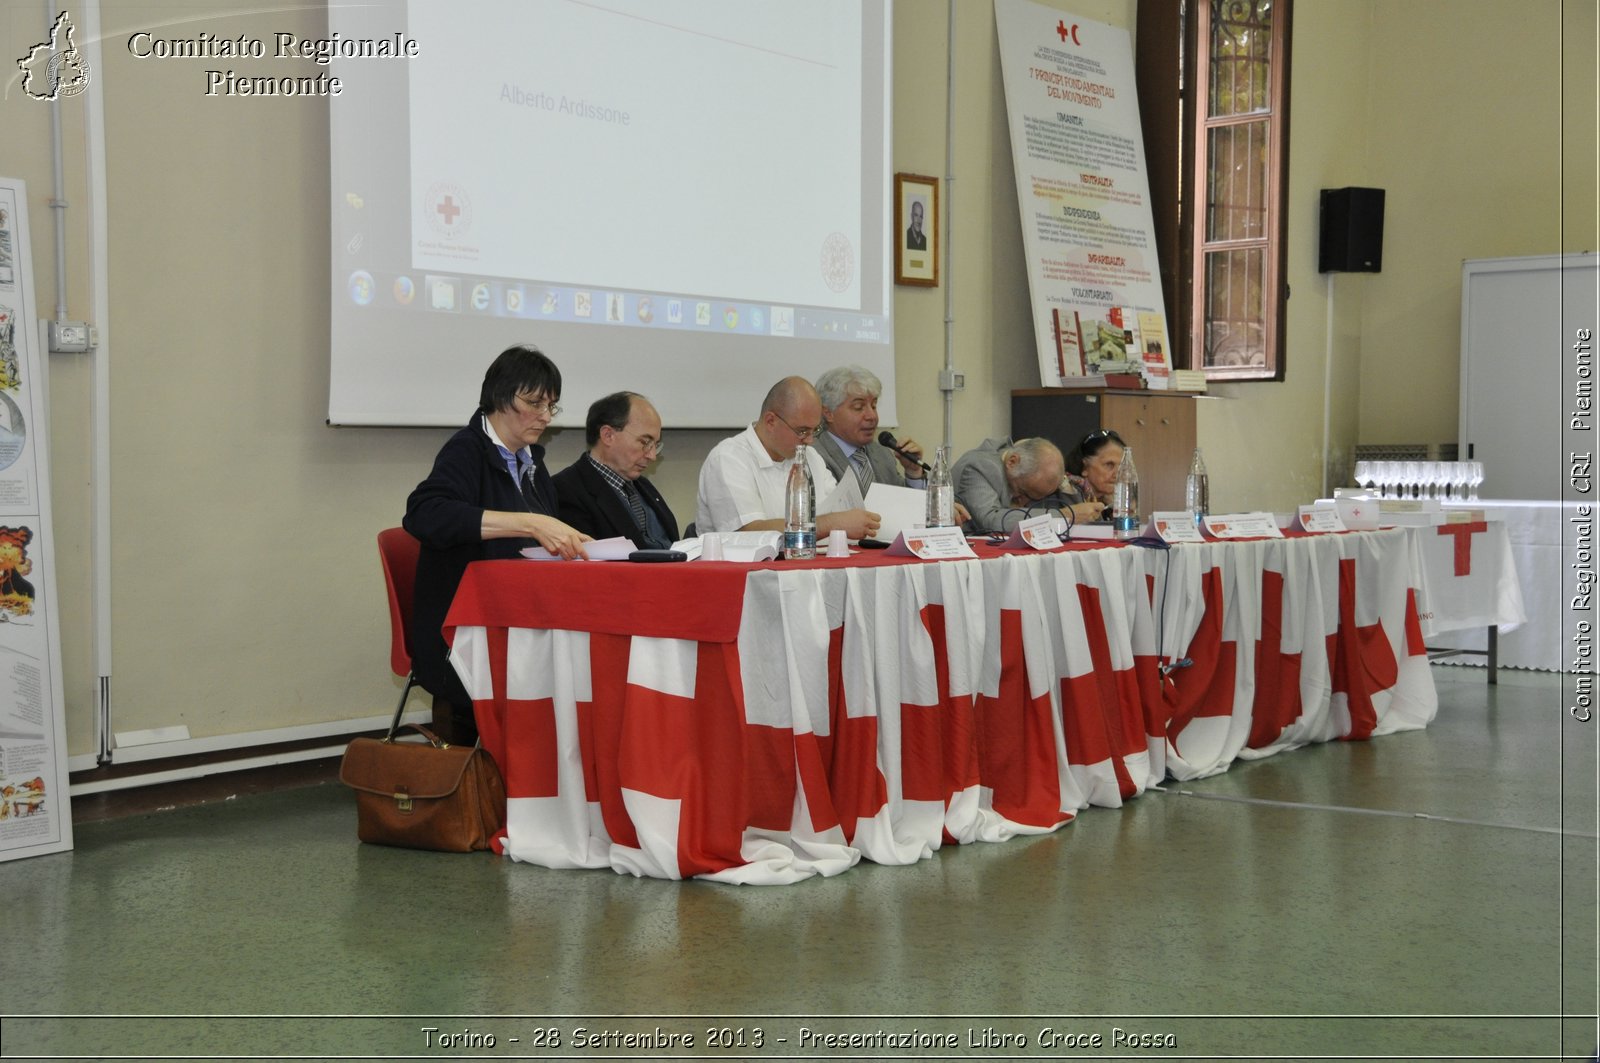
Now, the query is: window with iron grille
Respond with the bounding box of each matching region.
[1137,0,1292,381]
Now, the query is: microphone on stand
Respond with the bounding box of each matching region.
[877,431,932,472]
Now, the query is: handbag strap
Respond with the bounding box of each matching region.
[388,722,445,747]
[385,721,484,752]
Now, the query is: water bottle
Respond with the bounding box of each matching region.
[1184,447,1210,526]
[1111,446,1140,538]
[925,445,955,527]
[783,443,816,559]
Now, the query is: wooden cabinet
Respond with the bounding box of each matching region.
[1011,389,1197,513]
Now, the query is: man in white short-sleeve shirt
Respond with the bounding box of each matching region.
[696,376,881,539]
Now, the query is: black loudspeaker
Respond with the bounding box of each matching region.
[1319,187,1385,273]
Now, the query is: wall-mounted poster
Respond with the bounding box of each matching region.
[994,0,1174,389]
[0,178,72,863]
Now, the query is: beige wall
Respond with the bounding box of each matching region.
[0,0,1591,758]
[1562,0,1599,253]
[1198,0,1593,512]
[1357,0,1574,447]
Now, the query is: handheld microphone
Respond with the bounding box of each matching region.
[877,431,932,472]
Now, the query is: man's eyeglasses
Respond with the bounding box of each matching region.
[624,431,664,456]
[517,395,561,417]
[774,413,822,443]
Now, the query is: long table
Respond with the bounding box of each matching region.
[444,529,1438,884]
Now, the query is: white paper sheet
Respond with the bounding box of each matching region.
[863,482,927,542]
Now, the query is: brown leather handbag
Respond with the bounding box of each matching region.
[339,724,506,852]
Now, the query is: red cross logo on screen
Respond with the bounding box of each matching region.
[423,181,472,239]
[1437,521,1488,577]
[1056,20,1080,45]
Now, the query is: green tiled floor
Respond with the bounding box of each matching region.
[2,667,1595,1061]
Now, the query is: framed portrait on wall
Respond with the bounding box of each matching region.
[894,172,938,287]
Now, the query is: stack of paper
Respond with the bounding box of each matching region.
[707,531,782,562]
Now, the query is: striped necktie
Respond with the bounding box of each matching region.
[623,480,650,536]
[850,446,874,494]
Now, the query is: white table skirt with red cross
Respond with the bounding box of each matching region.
[444,529,1437,884]
[1414,504,1569,670]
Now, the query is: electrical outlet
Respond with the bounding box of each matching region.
[47,320,94,353]
[938,369,965,391]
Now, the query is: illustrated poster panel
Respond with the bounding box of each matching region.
[993,0,1173,388]
[0,179,73,861]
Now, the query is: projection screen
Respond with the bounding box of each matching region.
[327,0,895,429]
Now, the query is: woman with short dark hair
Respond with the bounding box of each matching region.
[402,344,590,739]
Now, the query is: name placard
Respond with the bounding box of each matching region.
[999,513,1064,551]
[1293,505,1347,534]
[887,526,978,560]
[1202,512,1285,539]
[1149,512,1206,543]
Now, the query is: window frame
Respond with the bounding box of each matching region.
[1137,0,1293,382]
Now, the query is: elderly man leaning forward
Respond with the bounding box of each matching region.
[696,376,880,540]
[553,391,680,549]
[813,364,970,526]
[952,436,1107,534]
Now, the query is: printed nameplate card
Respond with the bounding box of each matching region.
[1148,512,1206,543]
[887,526,978,560]
[1293,505,1347,533]
[1202,512,1284,539]
[1000,513,1064,551]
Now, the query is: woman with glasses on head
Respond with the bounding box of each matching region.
[403,343,591,741]
[1061,429,1126,519]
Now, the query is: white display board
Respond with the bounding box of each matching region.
[0,178,73,862]
[1459,254,1599,501]
[993,0,1172,388]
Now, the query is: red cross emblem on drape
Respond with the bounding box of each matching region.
[1435,521,1488,577]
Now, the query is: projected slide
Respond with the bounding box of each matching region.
[328,0,893,429]
[410,1,863,308]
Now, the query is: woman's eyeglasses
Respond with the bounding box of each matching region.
[516,395,562,417]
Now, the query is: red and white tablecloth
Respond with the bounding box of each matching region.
[444,529,1437,884]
